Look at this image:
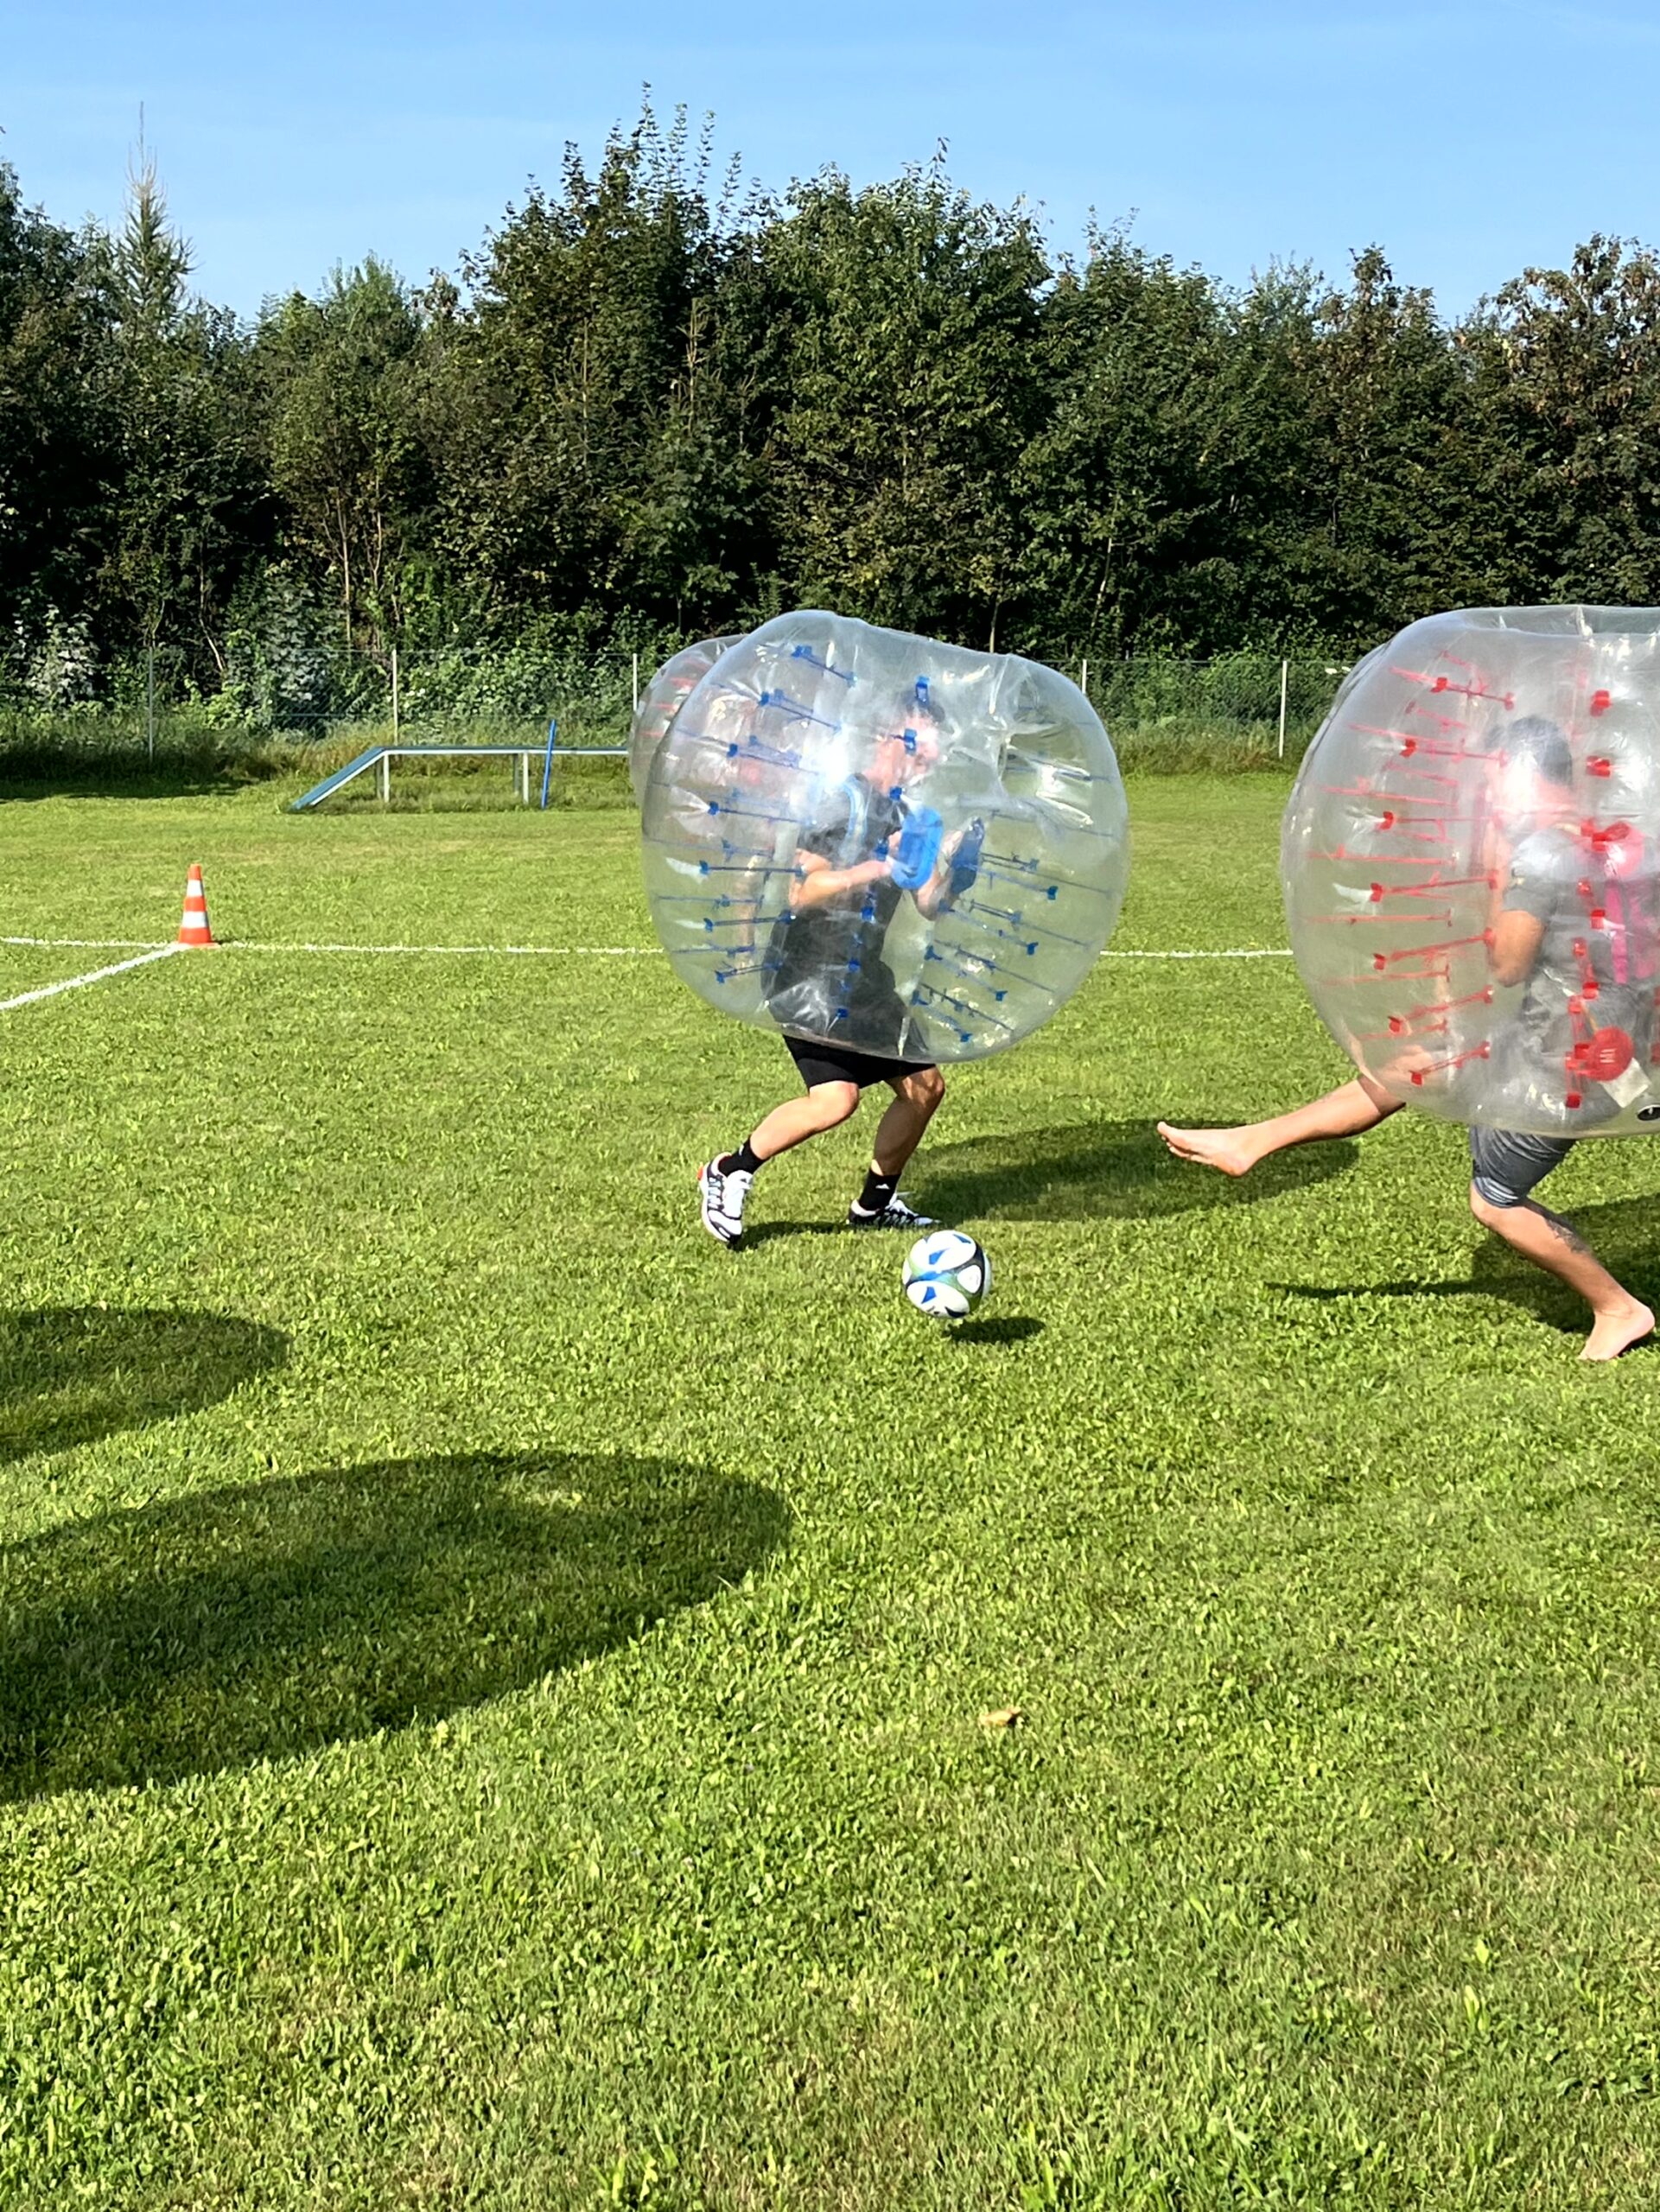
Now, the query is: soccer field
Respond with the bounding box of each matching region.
[3,773,1660,2209]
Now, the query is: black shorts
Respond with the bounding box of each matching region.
[783,1033,937,1092]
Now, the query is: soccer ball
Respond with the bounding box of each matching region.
[902,1230,991,1319]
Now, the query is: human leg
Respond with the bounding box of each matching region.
[746,1081,862,1161]
[871,1066,946,1179]
[848,1065,946,1228]
[700,1067,862,1248]
[1157,1075,1399,1177]
[1468,1128,1653,1361]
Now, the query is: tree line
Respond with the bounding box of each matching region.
[6,102,1660,721]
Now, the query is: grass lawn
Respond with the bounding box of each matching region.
[2,771,1660,2209]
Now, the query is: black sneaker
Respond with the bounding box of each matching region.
[699,1157,752,1248]
[846,1192,935,1230]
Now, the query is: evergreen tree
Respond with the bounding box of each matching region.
[0,162,114,669]
[102,153,268,685]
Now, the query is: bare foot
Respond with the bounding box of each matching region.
[1156,1121,1260,1178]
[1581,1300,1656,1362]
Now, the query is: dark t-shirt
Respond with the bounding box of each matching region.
[765,779,908,1041]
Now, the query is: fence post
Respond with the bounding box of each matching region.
[378,751,391,805]
[391,645,400,744]
[146,646,156,763]
[540,718,558,810]
[632,652,639,712]
[1277,658,1288,759]
[1079,657,1089,702]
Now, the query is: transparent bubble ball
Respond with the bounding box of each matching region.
[628,636,744,802]
[639,611,1129,1064]
[1283,606,1660,1135]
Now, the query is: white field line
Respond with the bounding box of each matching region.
[234,940,655,956]
[1,935,168,950]
[0,942,184,1014]
[2,932,1294,962]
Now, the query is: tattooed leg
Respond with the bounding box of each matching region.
[1470,1186,1654,1362]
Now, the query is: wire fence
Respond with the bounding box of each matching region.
[1078,652,1351,760]
[1,638,1352,777]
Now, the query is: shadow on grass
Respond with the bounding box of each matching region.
[741,1220,850,1250]
[0,1450,788,1803]
[0,1306,289,1466]
[0,755,278,803]
[1275,1192,1660,1339]
[918,1120,1357,1224]
[947,1315,1044,1345]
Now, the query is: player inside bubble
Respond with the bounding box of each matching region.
[1161,680,1658,1361]
[700,687,972,1247]
[765,687,976,1062]
[636,610,1127,1249]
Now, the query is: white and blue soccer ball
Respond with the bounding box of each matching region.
[902,1230,991,1319]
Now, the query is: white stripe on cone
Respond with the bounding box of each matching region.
[177,865,214,946]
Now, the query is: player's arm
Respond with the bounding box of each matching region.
[787,847,891,911]
[1489,839,1553,987]
[1490,906,1545,988]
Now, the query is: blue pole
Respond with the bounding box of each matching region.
[539,716,557,810]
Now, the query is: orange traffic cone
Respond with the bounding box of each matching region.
[176,864,215,947]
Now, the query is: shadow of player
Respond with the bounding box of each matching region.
[1275,1191,1660,1339]
[919,1119,1356,1224]
[0,1306,289,1465]
[740,1221,851,1250]
[0,1450,789,1804]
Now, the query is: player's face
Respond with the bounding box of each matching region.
[1490,753,1569,823]
[883,724,940,788]
[1488,750,1532,816]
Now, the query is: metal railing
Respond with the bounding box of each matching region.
[289,718,632,812]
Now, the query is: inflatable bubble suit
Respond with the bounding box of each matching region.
[1284,606,1660,1136]
[628,636,744,801]
[639,611,1129,1062]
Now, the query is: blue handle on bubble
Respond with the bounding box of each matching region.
[890,805,944,891]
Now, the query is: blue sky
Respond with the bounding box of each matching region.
[6,0,1659,319]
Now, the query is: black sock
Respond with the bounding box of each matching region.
[718,1138,763,1177]
[855,1168,897,1214]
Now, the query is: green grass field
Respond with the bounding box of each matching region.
[3,772,1660,2209]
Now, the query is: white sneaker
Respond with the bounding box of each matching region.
[846,1192,935,1230]
[699,1157,752,1248]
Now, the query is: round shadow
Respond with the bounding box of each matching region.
[949,1316,1045,1345]
[0,1307,289,1466]
[0,1451,789,1803]
[919,1120,1356,1224]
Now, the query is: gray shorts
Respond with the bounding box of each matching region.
[1468,1126,1575,1209]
